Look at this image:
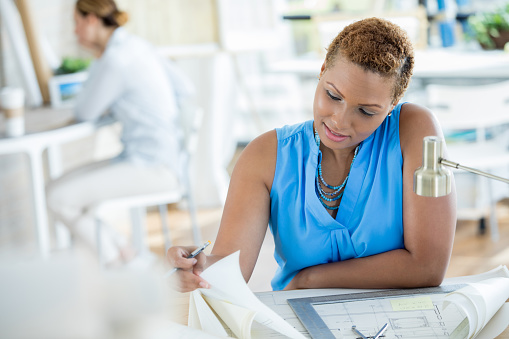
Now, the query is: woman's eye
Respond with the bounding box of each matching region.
[326,90,341,101]
[359,108,375,117]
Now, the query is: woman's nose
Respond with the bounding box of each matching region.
[331,106,348,128]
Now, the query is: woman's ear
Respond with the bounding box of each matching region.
[388,101,398,115]
[319,62,326,78]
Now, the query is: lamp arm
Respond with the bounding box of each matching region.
[440,158,509,184]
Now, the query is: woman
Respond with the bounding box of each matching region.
[47,0,192,266]
[168,17,456,291]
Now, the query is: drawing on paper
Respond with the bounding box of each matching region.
[311,294,466,339]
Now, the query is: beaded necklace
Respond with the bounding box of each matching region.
[314,129,359,210]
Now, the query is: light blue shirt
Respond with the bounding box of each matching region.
[75,28,192,172]
[269,103,405,291]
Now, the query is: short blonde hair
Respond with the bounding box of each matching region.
[325,17,414,103]
[76,0,128,27]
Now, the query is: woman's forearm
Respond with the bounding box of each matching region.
[290,248,449,290]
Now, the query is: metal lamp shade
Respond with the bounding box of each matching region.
[413,136,452,197]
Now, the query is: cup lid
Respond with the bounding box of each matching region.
[0,87,25,109]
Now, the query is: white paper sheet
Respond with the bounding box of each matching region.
[191,251,306,339]
[476,303,509,339]
[444,277,509,338]
[203,294,257,338]
[188,290,229,337]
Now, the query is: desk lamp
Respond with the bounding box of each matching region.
[413,136,509,197]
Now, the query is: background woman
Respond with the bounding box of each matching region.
[47,0,192,266]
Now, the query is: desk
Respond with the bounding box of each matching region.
[269,49,509,80]
[170,271,509,338]
[411,49,509,80]
[0,108,110,257]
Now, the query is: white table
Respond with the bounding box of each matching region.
[0,107,109,257]
[170,266,509,338]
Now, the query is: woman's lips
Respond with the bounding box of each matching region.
[324,124,349,143]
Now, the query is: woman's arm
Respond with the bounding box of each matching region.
[167,130,277,292]
[286,103,457,290]
[74,57,125,121]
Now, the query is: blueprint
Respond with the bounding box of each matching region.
[311,293,467,339]
[252,266,509,339]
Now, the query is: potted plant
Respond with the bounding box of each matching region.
[468,3,509,50]
[54,57,91,75]
[48,57,91,108]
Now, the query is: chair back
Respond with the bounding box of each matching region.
[164,59,203,189]
[426,80,509,138]
[426,80,509,226]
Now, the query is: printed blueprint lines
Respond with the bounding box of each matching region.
[311,295,465,339]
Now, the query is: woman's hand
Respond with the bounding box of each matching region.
[166,246,210,292]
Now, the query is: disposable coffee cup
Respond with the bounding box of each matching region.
[0,87,25,137]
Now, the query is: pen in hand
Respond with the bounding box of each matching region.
[165,240,211,279]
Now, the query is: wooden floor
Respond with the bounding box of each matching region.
[146,199,509,292]
[447,200,509,277]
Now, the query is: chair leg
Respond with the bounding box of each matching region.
[489,209,500,242]
[95,217,104,268]
[158,204,172,251]
[55,221,72,249]
[487,178,500,242]
[188,199,201,246]
[184,175,202,245]
[479,217,486,235]
[130,207,147,254]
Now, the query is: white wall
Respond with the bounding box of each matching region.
[0,0,83,90]
[0,0,220,88]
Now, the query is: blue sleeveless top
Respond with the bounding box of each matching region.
[269,103,405,291]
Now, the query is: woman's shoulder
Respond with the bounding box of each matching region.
[276,120,312,141]
[233,130,278,189]
[399,102,444,155]
[245,129,278,154]
[103,29,153,66]
[232,121,312,191]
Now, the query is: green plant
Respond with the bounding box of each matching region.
[54,57,91,75]
[468,3,509,49]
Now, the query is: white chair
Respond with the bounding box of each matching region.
[426,80,509,241]
[93,106,204,265]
